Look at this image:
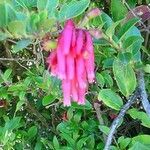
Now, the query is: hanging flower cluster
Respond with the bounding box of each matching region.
[47,20,95,106]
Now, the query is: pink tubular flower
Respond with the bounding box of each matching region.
[62,20,74,55]
[47,19,95,106]
[76,29,84,55]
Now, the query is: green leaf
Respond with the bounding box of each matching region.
[86,135,95,149]
[126,0,137,8]
[77,137,89,149]
[3,69,12,81]
[96,73,105,88]
[58,0,90,21]
[129,142,150,150]
[106,20,122,38]
[53,136,60,150]
[144,64,150,73]
[101,71,113,87]
[42,94,55,106]
[118,52,132,65]
[117,18,140,42]
[67,108,74,120]
[15,100,25,113]
[118,136,131,149]
[60,133,75,147]
[74,111,82,123]
[100,13,113,30]
[99,125,110,135]
[103,58,114,69]
[0,31,8,41]
[47,0,58,17]
[132,135,150,145]
[111,0,128,21]
[98,89,123,110]
[8,20,26,37]
[0,4,8,27]
[123,36,144,50]
[94,38,110,46]
[28,126,38,140]
[113,59,137,97]
[128,108,150,128]
[37,0,48,11]
[12,39,31,53]
[71,100,92,110]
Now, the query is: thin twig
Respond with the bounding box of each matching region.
[137,71,150,116]
[123,0,147,29]
[0,57,36,62]
[38,40,45,66]
[104,90,139,150]
[94,103,107,142]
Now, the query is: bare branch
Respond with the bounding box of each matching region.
[104,90,139,150]
[137,71,150,116]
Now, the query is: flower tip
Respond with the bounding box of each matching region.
[65,19,75,27]
[87,8,101,19]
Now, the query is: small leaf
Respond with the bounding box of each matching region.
[71,100,92,110]
[8,20,26,37]
[28,126,38,140]
[96,73,105,88]
[3,69,12,81]
[0,4,8,27]
[53,136,60,150]
[42,94,55,106]
[129,142,150,150]
[47,0,59,17]
[123,36,144,50]
[144,64,150,73]
[60,133,75,147]
[132,135,150,145]
[111,0,128,21]
[99,125,110,135]
[0,31,8,41]
[58,0,90,21]
[77,137,89,149]
[106,20,122,38]
[37,0,48,11]
[67,108,74,120]
[117,18,140,42]
[74,111,82,123]
[98,89,123,110]
[101,71,113,87]
[118,136,131,149]
[12,39,31,53]
[113,59,137,97]
[118,52,132,65]
[128,108,150,128]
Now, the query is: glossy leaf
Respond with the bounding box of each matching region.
[128,108,150,128]
[98,89,123,110]
[0,4,8,27]
[117,18,140,42]
[8,20,26,37]
[58,0,90,21]
[12,39,31,53]
[113,59,137,97]
[28,126,38,140]
[53,136,60,150]
[42,94,55,106]
[111,0,128,21]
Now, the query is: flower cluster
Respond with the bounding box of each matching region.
[47,20,95,106]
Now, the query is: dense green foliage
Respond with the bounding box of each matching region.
[0,0,150,149]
